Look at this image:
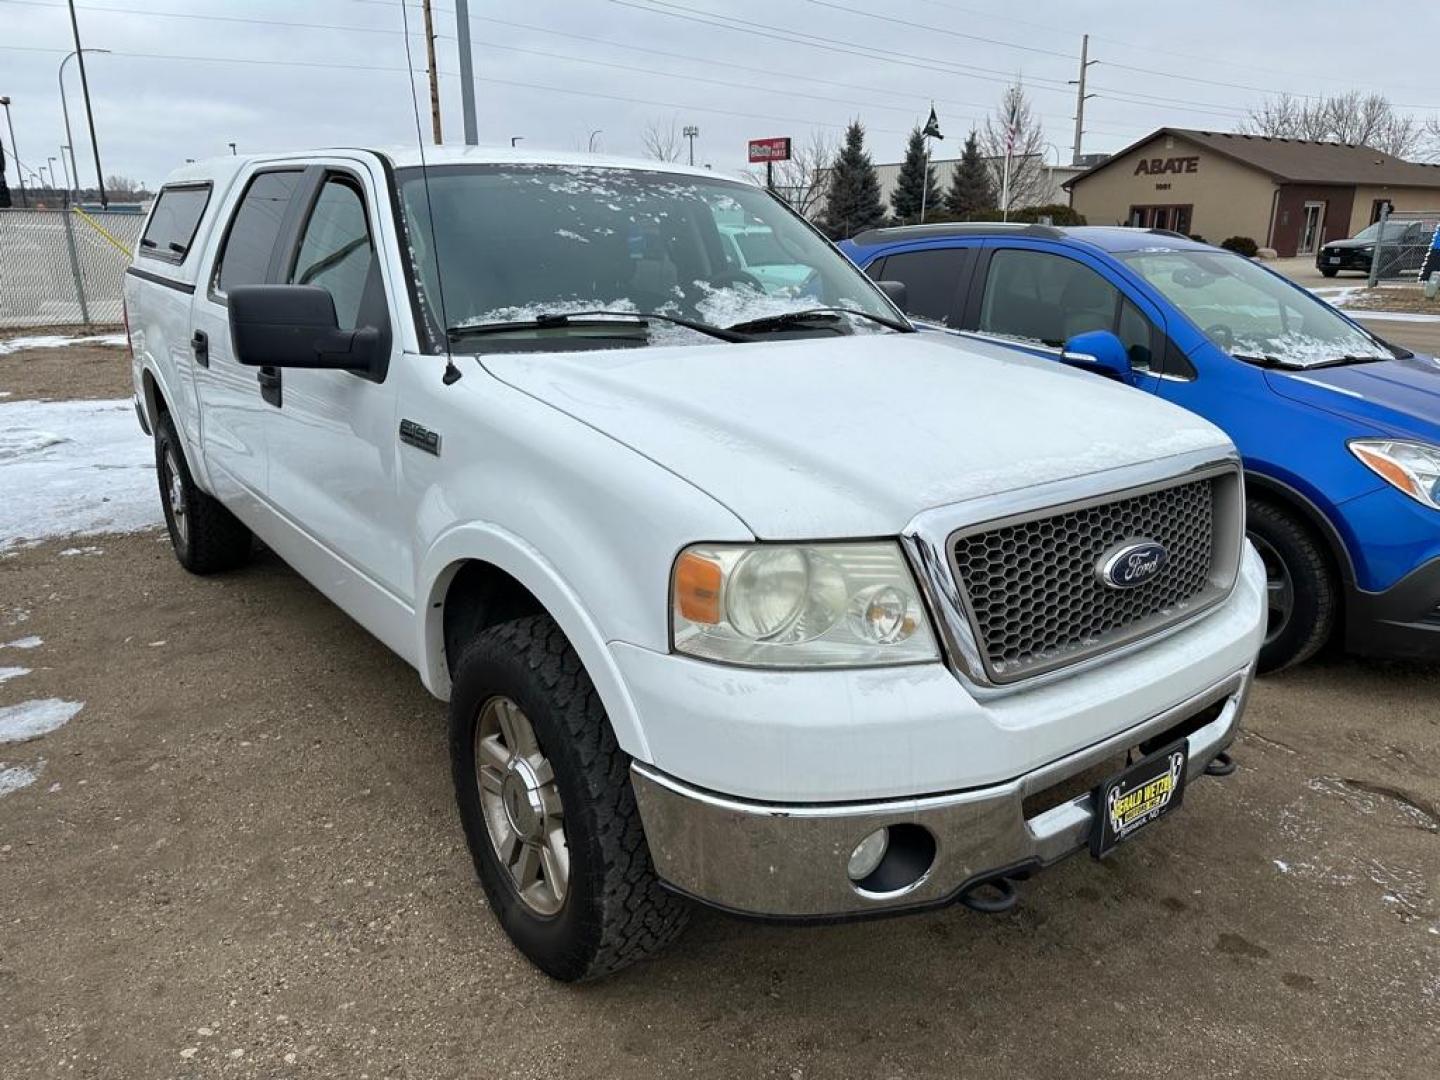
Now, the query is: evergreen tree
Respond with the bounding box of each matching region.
[944,130,995,218]
[890,126,941,225]
[819,120,886,239]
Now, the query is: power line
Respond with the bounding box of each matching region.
[0,0,449,38]
[804,0,1076,61]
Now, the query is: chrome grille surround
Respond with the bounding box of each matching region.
[901,450,1245,693]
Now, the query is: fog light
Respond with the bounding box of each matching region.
[847,827,890,881]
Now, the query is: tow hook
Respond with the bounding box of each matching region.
[1204,750,1237,777]
[958,875,1020,915]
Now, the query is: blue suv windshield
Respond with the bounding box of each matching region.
[1119,249,1392,368]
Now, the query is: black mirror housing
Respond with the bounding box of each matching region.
[874,279,908,312]
[228,284,384,379]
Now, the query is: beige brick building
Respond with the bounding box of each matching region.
[1065,128,1440,256]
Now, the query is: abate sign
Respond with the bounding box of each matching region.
[748,137,792,164]
[1134,156,1199,176]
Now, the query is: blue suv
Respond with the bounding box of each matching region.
[839,223,1440,672]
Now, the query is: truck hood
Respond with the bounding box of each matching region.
[1264,353,1440,442]
[480,333,1231,538]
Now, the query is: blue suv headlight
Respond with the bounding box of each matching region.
[1349,440,1440,510]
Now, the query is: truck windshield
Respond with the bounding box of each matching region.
[395,164,901,349]
[1119,249,1395,368]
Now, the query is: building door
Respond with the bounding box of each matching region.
[1298,201,1326,255]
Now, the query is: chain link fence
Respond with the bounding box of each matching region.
[0,207,144,329]
[1369,209,1440,286]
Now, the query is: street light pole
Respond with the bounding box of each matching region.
[588,129,603,153]
[59,50,108,204]
[60,145,73,199]
[510,136,523,147]
[46,156,57,194]
[454,0,478,145]
[65,0,107,207]
[0,95,26,206]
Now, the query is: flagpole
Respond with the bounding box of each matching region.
[1001,145,1012,223]
[919,135,930,225]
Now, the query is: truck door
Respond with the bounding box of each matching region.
[261,164,407,601]
[190,168,306,508]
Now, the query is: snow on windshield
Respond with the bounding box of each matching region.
[400,164,895,347]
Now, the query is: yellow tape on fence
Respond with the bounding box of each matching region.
[71,206,134,258]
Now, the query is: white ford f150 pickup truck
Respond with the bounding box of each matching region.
[124,148,1266,981]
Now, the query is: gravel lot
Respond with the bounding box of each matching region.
[1,341,1437,1079]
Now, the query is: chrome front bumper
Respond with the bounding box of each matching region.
[631,665,1252,919]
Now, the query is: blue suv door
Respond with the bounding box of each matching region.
[957,240,1167,394]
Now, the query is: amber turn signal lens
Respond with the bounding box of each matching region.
[1352,445,1419,498]
[674,551,723,624]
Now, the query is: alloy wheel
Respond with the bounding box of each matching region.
[1248,532,1294,649]
[474,695,570,917]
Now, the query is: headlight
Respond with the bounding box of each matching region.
[1349,439,1440,510]
[671,542,940,667]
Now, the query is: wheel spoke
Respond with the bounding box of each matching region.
[514,842,542,888]
[476,733,511,774]
[477,763,505,796]
[496,699,537,755]
[540,826,569,900]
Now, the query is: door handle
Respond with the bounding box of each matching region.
[191,329,209,368]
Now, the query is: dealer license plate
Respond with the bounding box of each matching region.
[1089,741,1188,857]
[1326,256,1341,265]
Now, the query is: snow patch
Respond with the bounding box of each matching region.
[0,398,160,549]
[0,636,43,651]
[0,666,29,685]
[1272,859,1290,874]
[0,760,42,798]
[0,698,82,744]
[59,545,105,557]
[0,332,127,355]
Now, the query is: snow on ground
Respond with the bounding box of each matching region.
[0,398,160,549]
[0,667,29,684]
[0,698,82,744]
[0,332,127,356]
[0,761,42,798]
[0,636,43,651]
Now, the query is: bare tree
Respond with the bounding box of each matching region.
[1243,92,1423,158]
[1425,117,1440,162]
[747,129,839,219]
[105,174,141,194]
[980,83,1048,212]
[640,117,683,163]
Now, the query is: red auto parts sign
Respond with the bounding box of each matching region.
[748,137,792,163]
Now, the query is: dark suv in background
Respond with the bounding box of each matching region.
[1318,219,1430,278]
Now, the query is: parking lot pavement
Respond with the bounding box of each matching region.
[2,347,1438,1079]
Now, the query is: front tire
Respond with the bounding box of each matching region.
[1320,268,1338,278]
[1247,499,1337,673]
[154,411,252,574]
[449,615,689,981]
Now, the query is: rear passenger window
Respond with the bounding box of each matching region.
[139,184,210,263]
[214,170,304,296]
[874,248,969,325]
[289,177,375,330]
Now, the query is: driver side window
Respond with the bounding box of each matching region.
[289,177,375,331]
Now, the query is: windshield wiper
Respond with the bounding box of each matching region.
[1232,352,1285,368]
[1305,354,1390,369]
[725,306,912,335]
[447,310,748,344]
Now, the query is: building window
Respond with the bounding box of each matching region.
[1128,204,1193,235]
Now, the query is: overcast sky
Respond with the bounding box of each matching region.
[4,0,1439,191]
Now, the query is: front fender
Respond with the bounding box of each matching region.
[416,521,651,762]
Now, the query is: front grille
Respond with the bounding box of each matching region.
[950,476,1227,682]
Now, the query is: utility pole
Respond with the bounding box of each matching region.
[422,0,442,144]
[682,125,699,167]
[454,0,478,145]
[1069,33,1097,167]
[0,96,26,207]
[66,0,106,207]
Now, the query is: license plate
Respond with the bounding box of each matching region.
[1089,741,1188,857]
[1326,257,1341,265]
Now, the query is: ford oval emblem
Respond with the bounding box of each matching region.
[1098,540,1168,589]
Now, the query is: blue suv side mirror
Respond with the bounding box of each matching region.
[1061,330,1132,380]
